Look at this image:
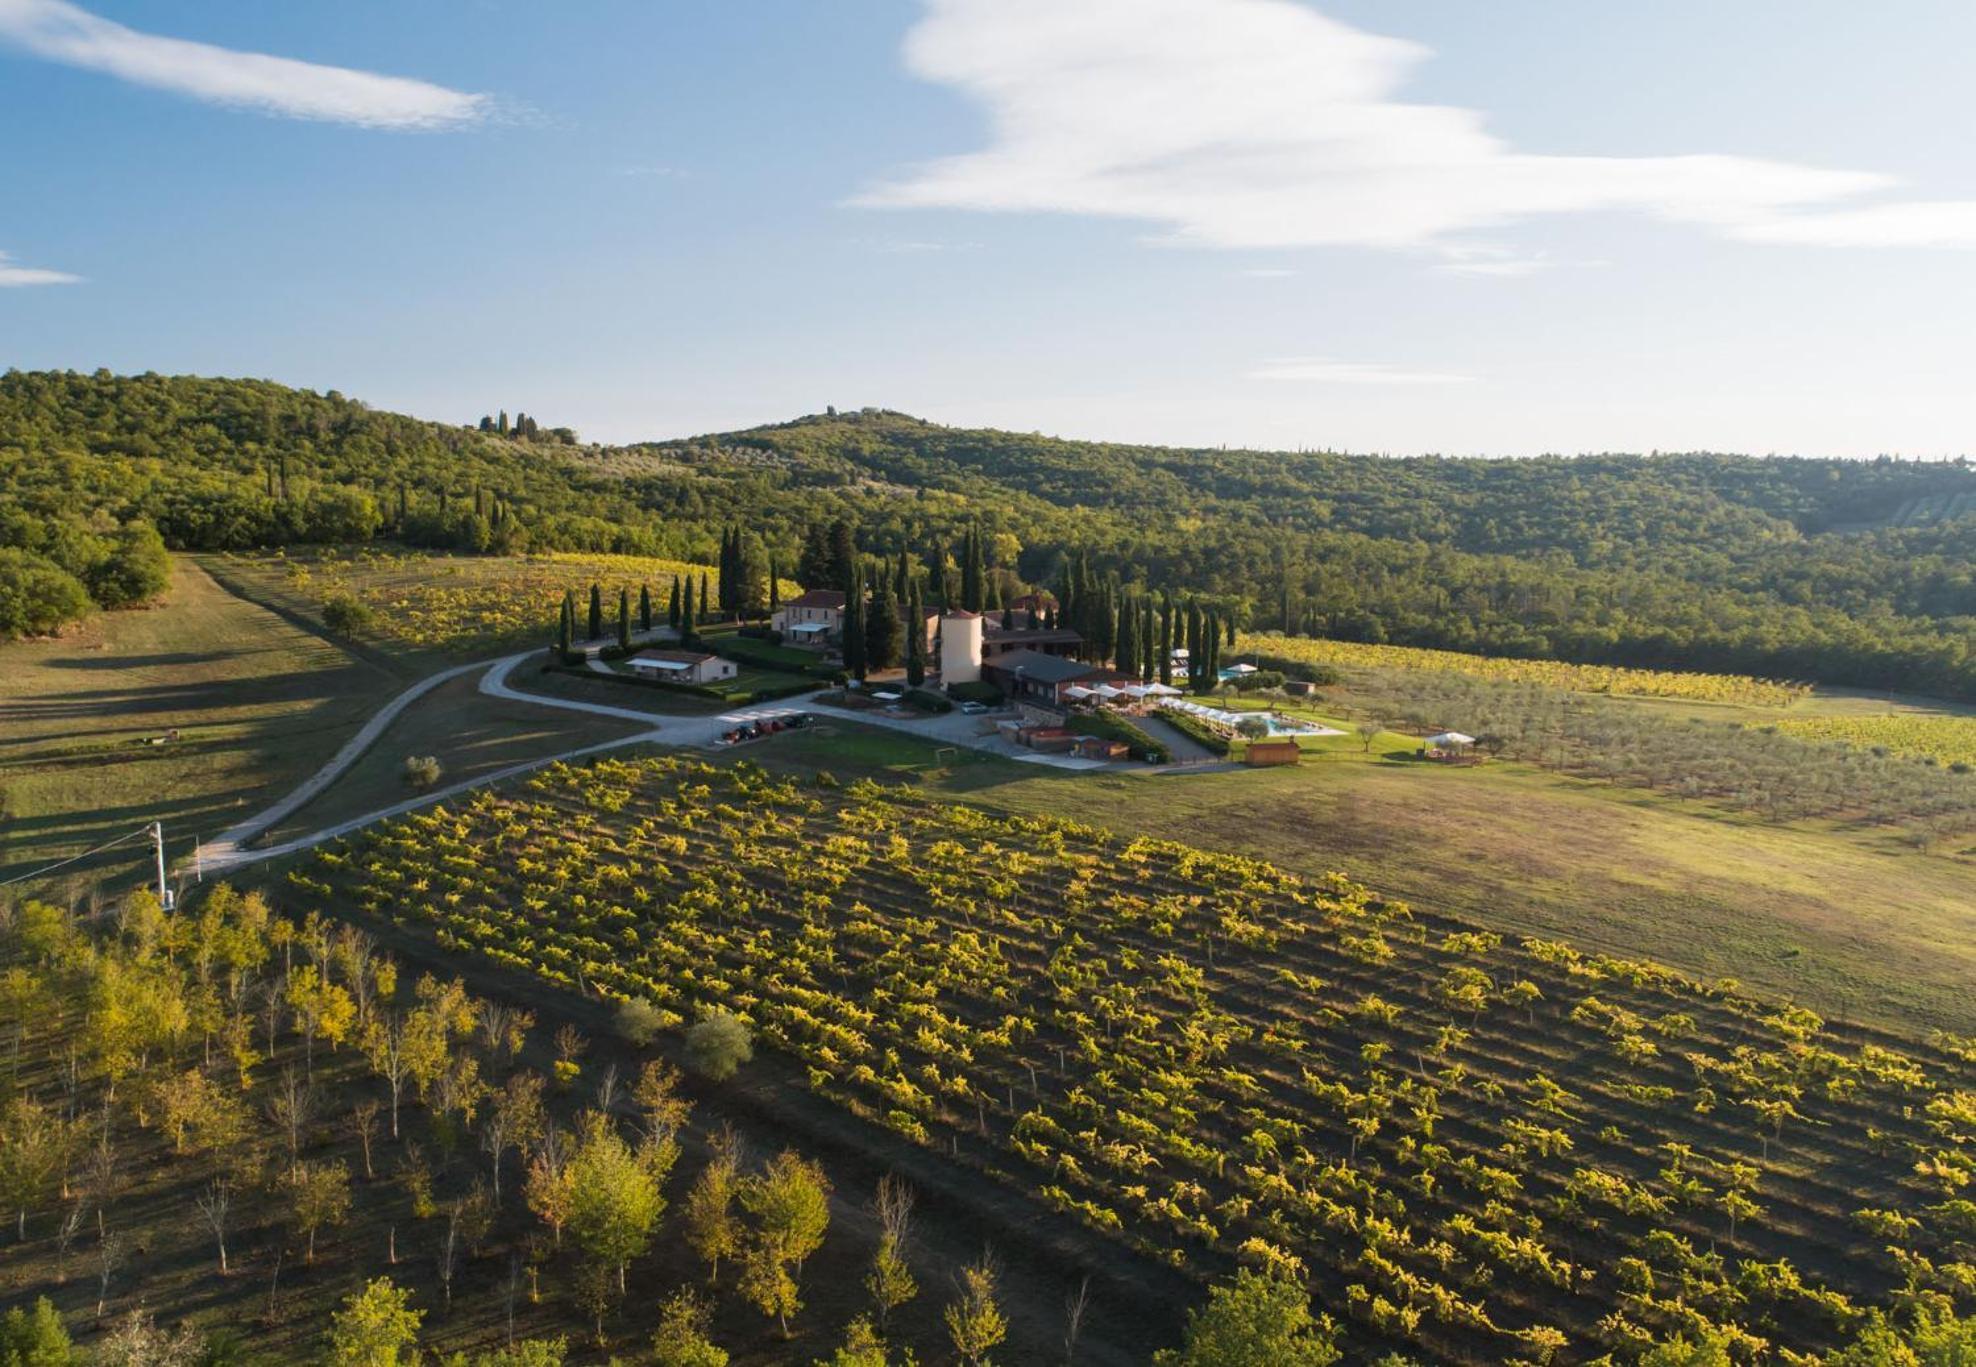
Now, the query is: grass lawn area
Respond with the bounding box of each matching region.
[0,557,397,883]
[739,720,1976,1034]
[252,673,654,849]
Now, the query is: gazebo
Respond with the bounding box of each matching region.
[1424,731,1476,753]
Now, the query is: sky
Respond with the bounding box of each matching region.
[6,0,1976,458]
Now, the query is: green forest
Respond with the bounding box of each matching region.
[7,370,1976,698]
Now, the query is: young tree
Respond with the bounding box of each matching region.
[1151,1269,1341,1367]
[194,1177,235,1274]
[350,1099,382,1179]
[684,1135,741,1286]
[0,1298,74,1366]
[867,1174,918,1332]
[327,1277,423,1367]
[286,1159,352,1264]
[361,1013,412,1140]
[481,1071,546,1203]
[524,1127,575,1250]
[631,1060,692,1145]
[944,1255,1008,1367]
[738,1150,831,1338]
[649,1289,728,1367]
[568,1112,673,1293]
[0,1094,65,1240]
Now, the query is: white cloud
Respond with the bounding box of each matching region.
[1239,267,1298,278]
[1248,357,1474,385]
[0,250,81,286]
[859,0,1976,255]
[0,0,488,129]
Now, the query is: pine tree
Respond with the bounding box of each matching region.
[640,584,653,633]
[798,523,832,589]
[618,588,632,650]
[588,584,603,641]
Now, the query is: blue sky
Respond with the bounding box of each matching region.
[7,0,1976,458]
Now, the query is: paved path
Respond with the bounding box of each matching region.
[1136,713,1222,765]
[201,654,511,863]
[199,661,1148,875]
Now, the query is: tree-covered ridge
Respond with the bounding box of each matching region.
[8,371,1976,699]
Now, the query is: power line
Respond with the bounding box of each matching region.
[0,825,157,889]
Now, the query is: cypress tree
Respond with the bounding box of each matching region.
[1001,600,1014,631]
[668,577,681,631]
[894,547,909,602]
[906,586,926,687]
[828,520,857,588]
[588,583,603,641]
[640,583,652,633]
[557,593,573,659]
[931,546,949,610]
[1142,600,1157,682]
[699,574,710,619]
[681,577,696,642]
[868,578,902,672]
[843,560,867,680]
[768,557,780,614]
[618,587,632,650]
[1158,595,1174,687]
[1116,596,1139,676]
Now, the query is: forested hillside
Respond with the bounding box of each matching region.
[8,371,1976,698]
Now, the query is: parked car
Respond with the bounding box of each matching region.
[959,700,990,715]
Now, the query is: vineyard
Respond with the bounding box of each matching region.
[1769,714,1976,771]
[294,755,1976,1364]
[266,549,798,655]
[1238,632,1811,707]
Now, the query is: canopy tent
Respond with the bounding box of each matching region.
[1063,685,1097,700]
[1425,731,1476,747]
[1092,683,1126,699]
[1225,663,1259,675]
[1143,682,1182,697]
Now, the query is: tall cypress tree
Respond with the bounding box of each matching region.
[1158,594,1174,687]
[699,574,710,619]
[843,560,867,680]
[1116,596,1139,676]
[668,577,682,631]
[930,546,949,610]
[618,587,632,650]
[905,586,926,687]
[557,593,573,659]
[681,577,697,642]
[867,578,901,672]
[639,583,652,633]
[1142,601,1157,681]
[588,583,603,641]
[768,557,780,614]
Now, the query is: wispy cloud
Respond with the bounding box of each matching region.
[0,0,489,129]
[859,0,1976,256]
[1248,357,1475,386]
[0,250,81,286]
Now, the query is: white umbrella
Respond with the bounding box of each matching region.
[1063,685,1097,699]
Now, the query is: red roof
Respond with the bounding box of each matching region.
[783,589,846,610]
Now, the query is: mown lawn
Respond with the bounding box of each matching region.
[0,558,396,883]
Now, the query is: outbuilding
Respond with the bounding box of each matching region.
[629,650,739,685]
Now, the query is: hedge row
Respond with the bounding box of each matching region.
[1154,706,1232,757]
[1069,710,1170,764]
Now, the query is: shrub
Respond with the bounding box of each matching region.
[614,997,667,1046]
[1235,716,1272,739]
[1159,708,1232,757]
[403,755,443,789]
[0,548,91,639]
[946,680,1003,705]
[322,592,373,637]
[683,1010,753,1081]
[1069,710,1169,763]
[903,687,953,714]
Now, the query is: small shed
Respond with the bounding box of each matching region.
[1284,680,1319,697]
[1245,737,1302,767]
[629,650,739,685]
[1073,736,1128,761]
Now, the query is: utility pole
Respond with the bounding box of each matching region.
[152,821,174,911]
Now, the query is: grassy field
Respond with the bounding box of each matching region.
[754,721,1976,1034]
[249,674,655,851]
[0,558,396,884]
[210,548,800,666]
